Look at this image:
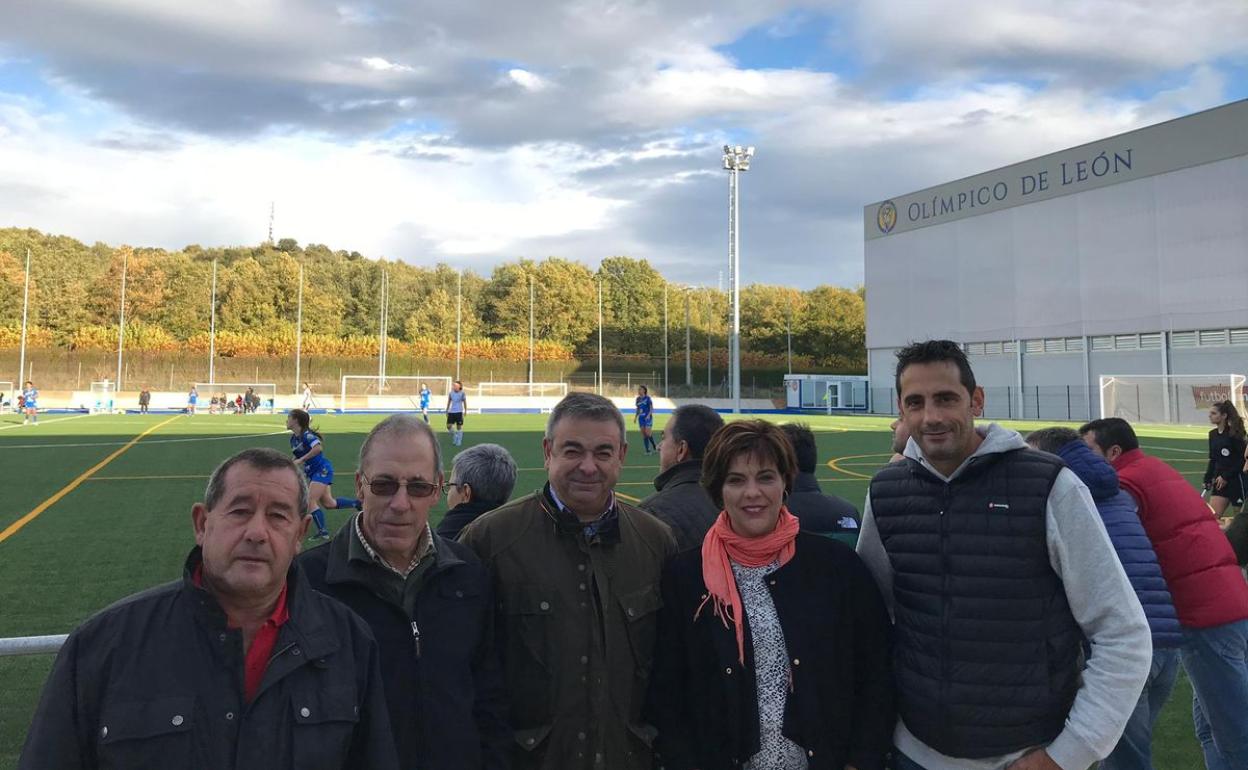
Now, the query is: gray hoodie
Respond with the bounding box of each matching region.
[856,423,1151,770]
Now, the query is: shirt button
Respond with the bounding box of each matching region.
[627,607,636,617]
[769,579,777,586]
[793,658,800,666]
[539,601,550,611]
[807,750,815,757]
[455,590,464,598]
[171,715,184,727]
[580,655,589,664]
[578,732,587,741]
[100,726,108,739]
[218,633,227,642]
[725,667,733,675]
[526,738,536,746]
[292,647,301,656]
[300,707,311,718]
[578,583,586,591]
[578,564,586,571]
[225,712,234,720]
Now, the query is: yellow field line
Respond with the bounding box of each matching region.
[616,491,642,504]
[0,415,182,545]
[826,453,890,480]
[88,474,209,481]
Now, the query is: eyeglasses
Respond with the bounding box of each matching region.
[361,475,441,499]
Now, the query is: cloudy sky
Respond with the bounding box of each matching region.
[1,1,1245,288]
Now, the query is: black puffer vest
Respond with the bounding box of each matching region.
[870,448,1080,759]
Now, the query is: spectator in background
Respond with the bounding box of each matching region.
[889,418,910,463]
[20,448,398,770]
[299,415,509,769]
[1082,417,1248,770]
[780,422,860,544]
[138,386,151,414]
[639,404,724,551]
[1026,427,1183,770]
[646,420,893,770]
[459,392,677,770]
[1205,400,1247,519]
[437,443,518,540]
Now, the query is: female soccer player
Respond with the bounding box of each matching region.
[635,385,656,454]
[186,385,198,415]
[446,381,467,446]
[22,380,38,425]
[1206,400,1247,517]
[287,408,360,539]
[302,382,314,411]
[419,382,432,423]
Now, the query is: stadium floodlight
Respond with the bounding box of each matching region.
[722,143,755,413]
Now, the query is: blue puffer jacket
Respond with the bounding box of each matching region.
[1057,439,1183,649]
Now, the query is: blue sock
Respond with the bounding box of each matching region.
[311,508,327,534]
[335,497,360,510]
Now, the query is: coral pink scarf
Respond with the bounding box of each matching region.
[696,507,800,664]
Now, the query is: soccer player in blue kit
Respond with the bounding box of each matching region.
[287,408,360,539]
[419,382,432,423]
[635,384,656,454]
[22,380,38,425]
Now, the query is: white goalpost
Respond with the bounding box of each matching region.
[475,382,568,398]
[339,375,453,413]
[89,380,117,414]
[1099,374,1246,425]
[194,383,278,414]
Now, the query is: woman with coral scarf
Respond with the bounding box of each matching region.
[646,419,894,770]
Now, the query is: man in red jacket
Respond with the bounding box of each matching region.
[1082,417,1248,770]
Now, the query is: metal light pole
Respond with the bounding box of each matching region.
[528,274,535,386]
[787,298,792,375]
[18,249,30,388]
[596,275,601,394]
[684,287,691,387]
[455,270,462,381]
[208,260,218,387]
[722,144,754,414]
[294,263,304,394]
[663,284,669,396]
[378,269,388,390]
[115,249,129,391]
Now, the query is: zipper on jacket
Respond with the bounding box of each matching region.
[940,482,952,739]
[411,620,422,658]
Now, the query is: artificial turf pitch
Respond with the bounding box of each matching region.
[0,411,1216,767]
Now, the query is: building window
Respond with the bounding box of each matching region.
[1065,337,1084,352]
[1199,329,1229,347]
[1002,341,1018,354]
[1115,334,1140,349]
[1231,329,1248,346]
[1091,336,1114,351]
[1140,333,1162,349]
[1025,339,1043,354]
[1171,331,1197,348]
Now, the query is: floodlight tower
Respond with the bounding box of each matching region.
[722,144,754,414]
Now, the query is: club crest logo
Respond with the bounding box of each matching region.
[877,200,897,234]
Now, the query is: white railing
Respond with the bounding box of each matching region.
[0,634,68,657]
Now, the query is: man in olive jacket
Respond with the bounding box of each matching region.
[639,403,723,551]
[460,392,678,770]
[20,448,398,770]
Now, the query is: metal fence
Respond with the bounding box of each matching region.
[0,634,66,657]
[870,386,1094,423]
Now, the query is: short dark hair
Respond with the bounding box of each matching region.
[546,392,626,444]
[204,448,308,515]
[1078,417,1140,453]
[779,423,817,473]
[1025,427,1081,455]
[668,404,724,461]
[894,339,976,396]
[700,420,797,509]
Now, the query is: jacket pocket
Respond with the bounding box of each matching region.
[619,583,662,671]
[97,694,195,770]
[502,583,555,724]
[291,686,361,770]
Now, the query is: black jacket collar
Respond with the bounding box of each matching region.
[793,471,821,493]
[653,459,704,493]
[322,513,468,588]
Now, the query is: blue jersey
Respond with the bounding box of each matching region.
[448,390,466,414]
[188,390,198,405]
[635,395,653,418]
[420,388,431,409]
[291,430,330,476]
[22,388,37,408]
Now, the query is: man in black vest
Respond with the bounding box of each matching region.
[857,340,1150,770]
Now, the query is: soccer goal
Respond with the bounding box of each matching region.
[475,382,568,398]
[339,375,453,412]
[195,383,278,414]
[1099,374,1246,425]
[89,380,117,414]
[0,381,13,413]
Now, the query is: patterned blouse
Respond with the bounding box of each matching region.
[731,559,809,770]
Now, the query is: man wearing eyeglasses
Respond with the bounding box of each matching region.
[459,392,677,770]
[299,414,509,770]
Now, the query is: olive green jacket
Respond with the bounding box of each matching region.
[459,486,677,770]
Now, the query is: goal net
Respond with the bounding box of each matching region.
[0,381,13,413]
[195,383,278,414]
[475,382,568,398]
[339,376,452,412]
[90,380,117,414]
[1099,374,1246,425]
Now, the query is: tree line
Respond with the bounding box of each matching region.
[0,228,865,371]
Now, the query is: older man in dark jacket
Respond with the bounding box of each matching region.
[639,404,723,551]
[20,448,398,770]
[461,392,677,770]
[300,414,510,770]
